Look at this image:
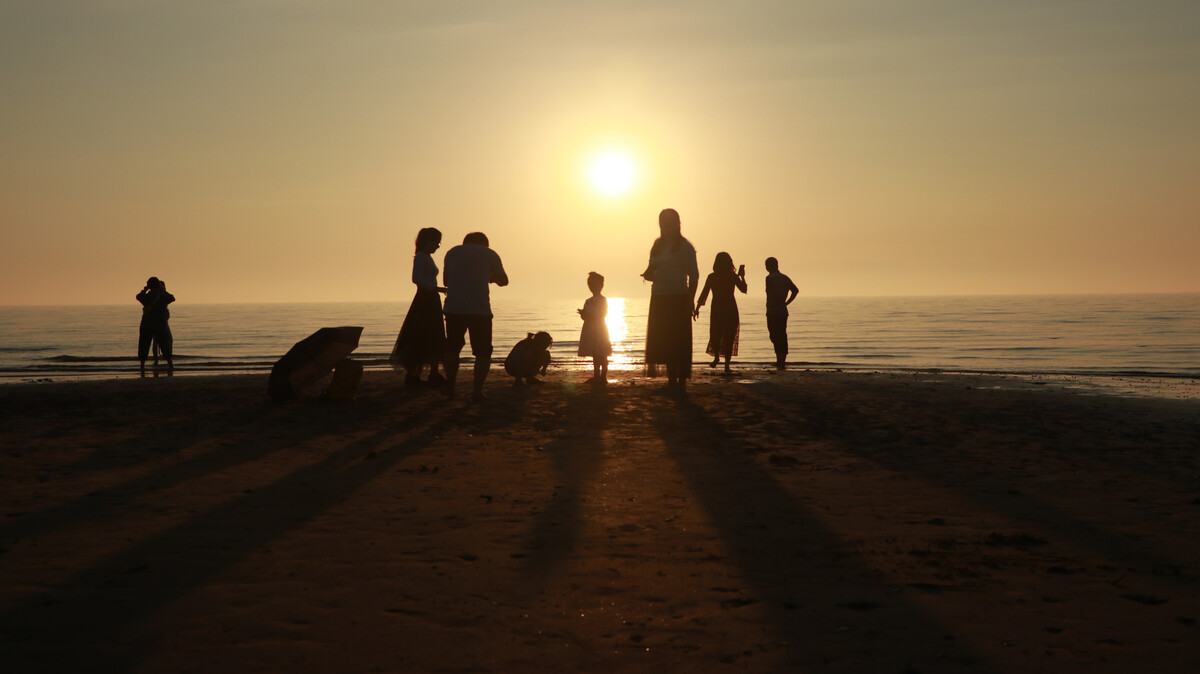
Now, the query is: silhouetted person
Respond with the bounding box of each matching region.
[391,227,447,387]
[442,232,508,401]
[764,256,799,370]
[577,271,611,382]
[694,252,747,374]
[504,331,552,386]
[642,208,698,390]
[136,277,174,375]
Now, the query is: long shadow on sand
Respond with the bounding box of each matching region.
[651,393,993,672]
[0,405,458,672]
[742,378,1199,579]
[0,401,398,548]
[520,383,611,581]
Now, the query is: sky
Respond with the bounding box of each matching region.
[2,0,1198,305]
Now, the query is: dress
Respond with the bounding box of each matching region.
[391,251,445,373]
[697,271,747,358]
[577,296,612,358]
[642,237,698,378]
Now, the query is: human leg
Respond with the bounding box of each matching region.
[137,323,155,373]
[767,315,788,369]
[466,315,493,400]
[443,314,469,395]
[156,324,174,371]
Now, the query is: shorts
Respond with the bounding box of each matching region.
[444,313,493,359]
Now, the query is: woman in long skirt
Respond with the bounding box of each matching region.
[641,208,699,389]
[391,227,446,386]
[694,251,747,374]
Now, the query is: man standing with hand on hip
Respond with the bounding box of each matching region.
[764,257,799,371]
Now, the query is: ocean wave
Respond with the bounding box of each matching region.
[43,354,205,363]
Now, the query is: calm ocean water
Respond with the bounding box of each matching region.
[0,295,1196,380]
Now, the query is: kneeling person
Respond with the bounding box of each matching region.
[505,332,552,386]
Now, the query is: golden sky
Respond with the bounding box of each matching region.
[2,1,1198,305]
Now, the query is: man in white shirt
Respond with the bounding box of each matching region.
[442,232,509,400]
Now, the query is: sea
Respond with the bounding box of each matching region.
[0,294,1197,382]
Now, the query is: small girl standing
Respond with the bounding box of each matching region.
[577,272,612,381]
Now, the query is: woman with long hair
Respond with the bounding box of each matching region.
[390,227,447,386]
[641,208,699,390]
[694,251,747,373]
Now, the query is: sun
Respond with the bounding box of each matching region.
[587,150,637,197]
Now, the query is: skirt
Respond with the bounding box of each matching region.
[390,288,445,372]
[705,302,740,358]
[643,293,692,378]
[578,318,612,358]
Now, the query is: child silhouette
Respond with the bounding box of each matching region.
[577,272,612,382]
[504,331,553,386]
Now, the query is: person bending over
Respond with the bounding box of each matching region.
[504,331,552,386]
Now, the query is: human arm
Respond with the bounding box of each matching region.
[489,251,509,287]
[693,275,713,319]
[785,277,799,305]
[641,246,657,282]
[734,269,748,294]
[686,245,699,301]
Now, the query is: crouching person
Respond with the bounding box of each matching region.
[504,332,552,386]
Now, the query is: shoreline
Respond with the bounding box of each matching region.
[5,364,1199,401]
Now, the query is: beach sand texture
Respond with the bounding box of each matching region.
[1,370,1198,672]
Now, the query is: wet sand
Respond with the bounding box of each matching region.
[1,369,1198,672]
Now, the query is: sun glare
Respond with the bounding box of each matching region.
[605,297,628,343]
[587,150,637,197]
[604,297,636,371]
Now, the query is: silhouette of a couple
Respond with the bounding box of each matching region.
[391,230,508,401]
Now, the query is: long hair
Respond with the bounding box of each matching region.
[712,252,734,274]
[651,208,683,256]
[414,227,441,254]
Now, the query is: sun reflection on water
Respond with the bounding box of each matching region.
[604,297,638,371]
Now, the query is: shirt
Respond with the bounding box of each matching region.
[442,243,506,316]
[765,271,799,317]
[644,238,698,296]
[136,289,174,322]
[412,251,439,293]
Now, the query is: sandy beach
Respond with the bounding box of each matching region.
[1,368,1198,672]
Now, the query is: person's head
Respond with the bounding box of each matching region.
[415,227,442,254]
[145,276,161,290]
[587,271,604,294]
[713,252,734,274]
[658,208,681,239]
[463,232,489,247]
[531,331,553,350]
[765,257,779,273]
